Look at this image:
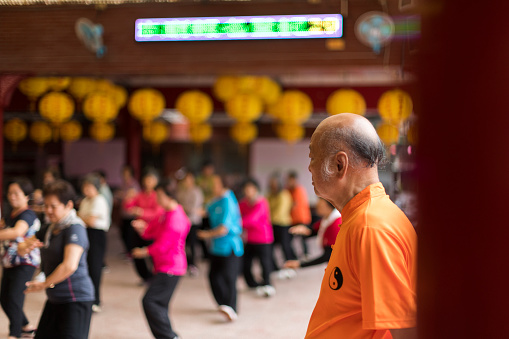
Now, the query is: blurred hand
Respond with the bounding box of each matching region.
[197,229,209,240]
[131,219,147,234]
[289,225,312,236]
[18,236,43,256]
[284,260,301,269]
[132,247,148,259]
[129,207,144,217]
[0,219,5,230]
[25,281,46,294]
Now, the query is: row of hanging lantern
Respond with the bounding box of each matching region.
[3,118,82,150]
[214,75,314,145]
[11,76,414,149]
[13,77,169,148]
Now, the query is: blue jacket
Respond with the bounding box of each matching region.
[207,190,244,257]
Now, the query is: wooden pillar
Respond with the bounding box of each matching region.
[126,112,142,181]
[417,2,509,338]
[0,74,25,203]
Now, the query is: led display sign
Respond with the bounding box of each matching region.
[135,14,343,42]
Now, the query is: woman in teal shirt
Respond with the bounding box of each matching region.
[198,175,243,322]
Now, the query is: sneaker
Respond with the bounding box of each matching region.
[218,305,237,321]
[21,328,36,338]
[277,268,297,280]
[255,286,266,297]
[92,304,102,313]
[263,285,276,297]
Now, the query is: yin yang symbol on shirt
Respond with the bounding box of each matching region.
[328,267,343,290]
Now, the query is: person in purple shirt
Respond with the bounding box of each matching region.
[132,182,191,339]
[239,178,275,298]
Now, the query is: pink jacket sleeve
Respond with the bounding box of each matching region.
[141,216,161,240]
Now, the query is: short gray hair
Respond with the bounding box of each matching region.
[318,124,386,181]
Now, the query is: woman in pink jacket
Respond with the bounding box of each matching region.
[239,178,275,298]
[132,182,190,339]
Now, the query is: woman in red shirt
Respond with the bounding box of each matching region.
[123,169,164,283]
[285,198,341,269]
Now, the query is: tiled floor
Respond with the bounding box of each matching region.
[1,228,325,339]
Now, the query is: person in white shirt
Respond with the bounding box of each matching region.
[78,174,111,313]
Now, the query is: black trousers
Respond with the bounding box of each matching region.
[243,243,273,287]
[120,217,133,254]
[209,254,241,312]
[186,224,201,267]
[0,265,35,337]
[35,300,93,339]
[142,273,180,339]
[86,228,106,306]
[127,224,153,281]
[272,224,297,270]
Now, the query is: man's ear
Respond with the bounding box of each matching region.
[335,151,348,179]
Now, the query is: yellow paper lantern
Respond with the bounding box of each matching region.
[275,123,305,143]
[60,121,82,143]
[110,85,128,108]
[377,122,400,145]
[175,90,213,124]
[128,88,166,123]
[143,121,169,145]
[83,92,119,123]
[189,123,212,144]
[30,121,52,146]
[237,76,259,93]
[39,92,75,125]
[230,122,258,145]
[378,89,413,125]
[225,93,263,123]
[275,90,313,124]
[326,89,366,116]
[18,77,49,111]
[89,122,115,142]
[4,119,28,146]
[47,77,71,91]
[256,77,282,106]
[213,76,239,102]
[68,77,97,103]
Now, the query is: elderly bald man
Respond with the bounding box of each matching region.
[305,114,417,339]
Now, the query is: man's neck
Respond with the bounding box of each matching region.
[333,171,379,212]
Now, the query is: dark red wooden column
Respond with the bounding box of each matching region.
[126,111,142,181]
[418,2,509,338]
[0,74,24,203]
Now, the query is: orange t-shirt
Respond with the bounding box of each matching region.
[305,183,417,339]
[289,185,312,225]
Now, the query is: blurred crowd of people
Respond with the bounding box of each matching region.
[0,161,343,339]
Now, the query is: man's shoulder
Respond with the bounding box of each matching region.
[349,196,414,234]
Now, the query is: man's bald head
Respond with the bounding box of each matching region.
[314,114,385,175]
